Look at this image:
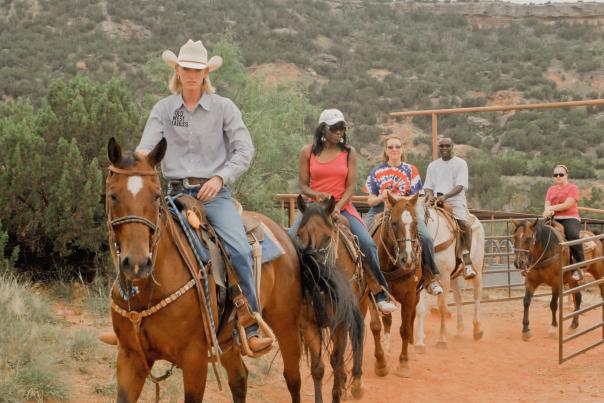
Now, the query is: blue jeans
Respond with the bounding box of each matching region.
[180,187,259,315]
[366,203,440,277]
[289,208,390,302]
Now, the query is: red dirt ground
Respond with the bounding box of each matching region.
[68,289,604,402]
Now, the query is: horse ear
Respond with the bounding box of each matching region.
[386,191,398,207]
[409,192,419,205]
[296,194,306,212]
[147,138,167,167]
[511,219,519,228]
[108,137,122,165]
[325,195,336,215]
[533,218,540,227]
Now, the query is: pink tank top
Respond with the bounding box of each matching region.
[309,151,365,226]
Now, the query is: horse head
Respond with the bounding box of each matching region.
[383,192,420,270]
[106,137,167,282]
[511,218,539,272]
[295,194,336,251]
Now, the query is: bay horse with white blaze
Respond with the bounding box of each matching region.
[512,219,604,340]
[374,193,421,378]
[106,138,350,403]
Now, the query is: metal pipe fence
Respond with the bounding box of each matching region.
[558,233,604,364]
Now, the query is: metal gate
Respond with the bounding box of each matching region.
[558,233,604,364]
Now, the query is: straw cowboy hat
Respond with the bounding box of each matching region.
[162,39,223,71]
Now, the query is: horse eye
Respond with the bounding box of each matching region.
[110,193,118,203]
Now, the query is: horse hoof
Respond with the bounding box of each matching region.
[473,330,484,341]
[522,331,532,341]
[414,345,426,354]
[374,363,390,377]
[394,364,411,378]
[548,327,558,339]
[567,326,576,335]
[350,379,363,400]
[436,341,447,349]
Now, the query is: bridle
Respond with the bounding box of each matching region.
[379,208,420,268]
[106,165,163,300]
[513,223,555,274]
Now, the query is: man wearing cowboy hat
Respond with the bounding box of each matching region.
[136,39,273,353]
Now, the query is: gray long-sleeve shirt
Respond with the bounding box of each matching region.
[137,92,254,186]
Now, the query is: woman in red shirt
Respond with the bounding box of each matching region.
[291,109,396,314]
[542,164,584,281]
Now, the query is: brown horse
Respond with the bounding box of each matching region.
[512,219,604,341]
[294,195,377,402]
[106,138,351,403]
[374,193,422,378]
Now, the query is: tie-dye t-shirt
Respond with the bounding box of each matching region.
[364,162,423,196]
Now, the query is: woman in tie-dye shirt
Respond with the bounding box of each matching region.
[364,135,443,295]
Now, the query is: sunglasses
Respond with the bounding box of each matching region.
[438,144,452,148]
[387,145,402,150]
[553,173,565,178]
[328,122,347,132]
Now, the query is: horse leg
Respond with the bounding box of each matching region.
[436,291,448,349]
[181,347,209,403]
[381,311,392,354]
[522,287,534,341]
[349,298,367,400]
[450,276,464,336]
[115,347,148,403]
[414,289,426,353]
[272,316,302,403]
[302,324,325,403]
[220,348,248,403]
[548,289,559,339]
[570,291,582,330]
[394,294,413,378]
[472,276,483,341]
[370,301,389,377]
[329,326,348,403]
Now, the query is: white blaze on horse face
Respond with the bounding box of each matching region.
[401,210,413,256]
[127,176,144,198]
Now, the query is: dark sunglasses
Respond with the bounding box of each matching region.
[553,173,565,178]
[387,145,402,150]
[438,144,452,148]
[328,122,347,132]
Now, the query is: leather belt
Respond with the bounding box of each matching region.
[168,177,209,193]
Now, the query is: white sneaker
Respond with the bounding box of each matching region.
[426,280,443,296]
[376,300,396,314]
[463,265,477,280]
[572,269,583,282]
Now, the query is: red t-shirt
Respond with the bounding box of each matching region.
[545,183,580,219]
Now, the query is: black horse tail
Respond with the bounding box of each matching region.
[295,243,365,352]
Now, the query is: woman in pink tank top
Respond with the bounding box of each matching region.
[290,108,396,314]
[543,164,584,281]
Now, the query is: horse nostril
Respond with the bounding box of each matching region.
[121,256,131,270]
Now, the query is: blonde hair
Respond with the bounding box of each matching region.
[554,164,569,174]
[168,71,215,95]
[382,135,405,163]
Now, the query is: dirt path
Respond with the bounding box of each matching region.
[57,289,604,402]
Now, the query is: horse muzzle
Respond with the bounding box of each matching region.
[120,255,153,280]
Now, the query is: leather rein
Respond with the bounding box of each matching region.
[378,208,421,281]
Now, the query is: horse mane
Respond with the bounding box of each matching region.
[299,202,331,229]
[113,150,141,169]
[526,220,559,255]
[293,241,364,371]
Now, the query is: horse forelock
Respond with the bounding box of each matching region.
[113,150,142,169]
[299,203,332,231]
